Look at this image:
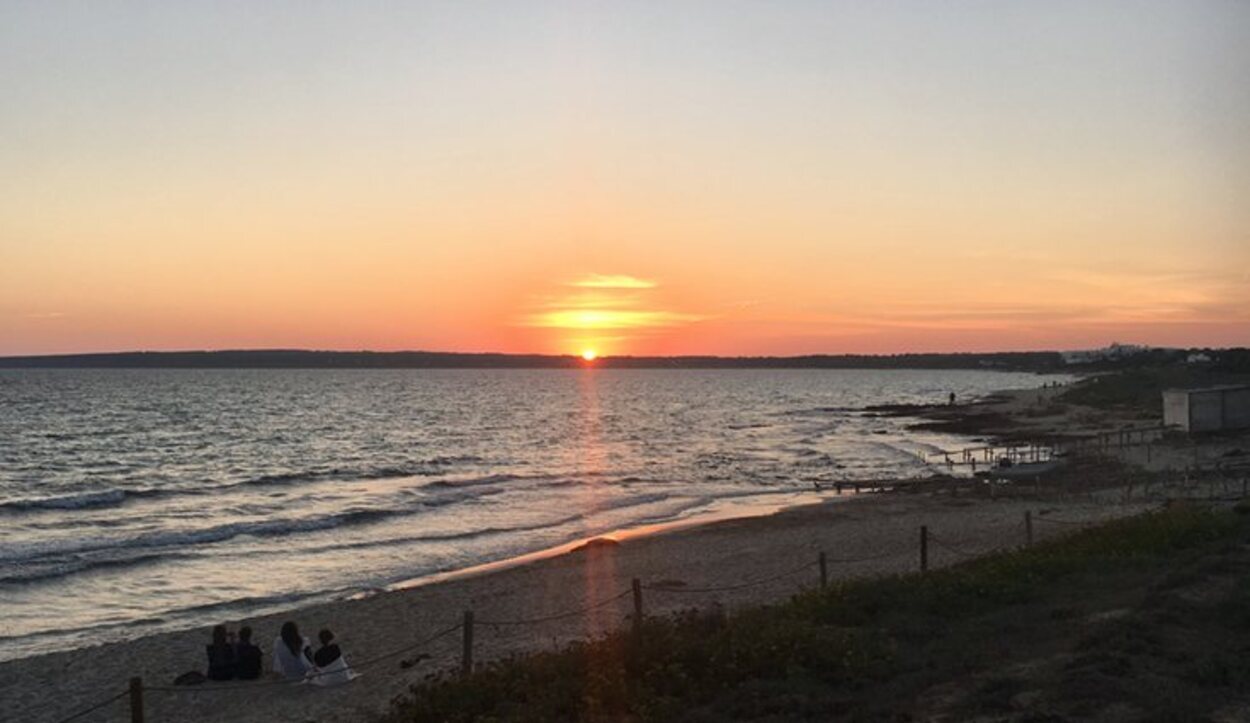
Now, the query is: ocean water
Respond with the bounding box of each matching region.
[0,368,1055,661]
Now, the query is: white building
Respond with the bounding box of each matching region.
[1162,385,1250,433]
[1061,343,1150,365]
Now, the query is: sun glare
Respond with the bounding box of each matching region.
[581,349,598,361]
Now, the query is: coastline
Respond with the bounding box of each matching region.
[381,489,839,595]
[4,478,1155,723]
[1,367,1061,666]
[9,374,1136,723]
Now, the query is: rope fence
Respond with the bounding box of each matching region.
[1033,515,1097,528]
[926,532,988,559]
[22,493,1219,722]
[642,559,818,594]
[51,690,128,723]
[477,588,634,627]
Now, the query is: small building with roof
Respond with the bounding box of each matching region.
[1162,385,1250,433]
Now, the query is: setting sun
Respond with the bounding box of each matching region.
[2,3,1249,720]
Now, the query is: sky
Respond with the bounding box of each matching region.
[2,1,1248,357]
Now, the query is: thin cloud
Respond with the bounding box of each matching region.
[569,274,657,289]
[531,292,648,310]
[523,309,703,330]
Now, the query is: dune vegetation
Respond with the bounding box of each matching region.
[383,504,1250,722]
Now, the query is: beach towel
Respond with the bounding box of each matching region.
[307,654,360,687]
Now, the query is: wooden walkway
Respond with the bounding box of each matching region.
[925,424,1173,469]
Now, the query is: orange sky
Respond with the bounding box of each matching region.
[2,2,1248,356]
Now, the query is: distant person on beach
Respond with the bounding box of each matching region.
[272,621,315,679]
[948,392,956,405]
[205,624,236,681]
[234,626,262,680]
[310,628,359,686]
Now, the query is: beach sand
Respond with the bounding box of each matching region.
[3,487,1157,723]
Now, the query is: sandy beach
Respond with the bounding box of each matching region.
[4,481,1158,723]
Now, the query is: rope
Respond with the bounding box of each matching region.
[145,622,464,693]
[478,588,633,627]
[1033,516,1093,528]
[52,690,127,723]
[927,533,989,559]
[643,560,817,594]
[821,548,909,564]
[346,621,464,670]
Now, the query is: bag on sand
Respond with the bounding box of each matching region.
[173,671,207,686]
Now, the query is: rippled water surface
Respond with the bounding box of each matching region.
[0,368,1055,661]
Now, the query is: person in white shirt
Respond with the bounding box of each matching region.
[271,621,315,680]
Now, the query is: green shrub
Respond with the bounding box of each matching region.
[382,507,1244,722]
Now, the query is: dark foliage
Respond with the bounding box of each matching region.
[382,507,1246,722]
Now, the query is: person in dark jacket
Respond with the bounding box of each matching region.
[234,626,263,680]
[313,629,341,668]
[309,628,357,686]
[205,624,236,681]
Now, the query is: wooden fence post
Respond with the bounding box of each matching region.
[461,610,474,677]
[1025,511,1033,547]
[920,526,928,573]
[818,552,828,588]
[129,676,144,723]
[631,578,644,636]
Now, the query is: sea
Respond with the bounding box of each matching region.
[0,367,1061,662]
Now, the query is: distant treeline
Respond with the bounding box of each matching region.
[1080,347,1250,374]
[0,349,1070,371]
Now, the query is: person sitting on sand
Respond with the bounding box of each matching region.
[309,628,358,686]
[205,624,236,681]
[234,626,262,680]
[272,621,315,680]
[312,628,341,668]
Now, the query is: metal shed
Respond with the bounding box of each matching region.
[1162,385,1250,433]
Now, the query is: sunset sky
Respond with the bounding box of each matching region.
[2,1,1247,357]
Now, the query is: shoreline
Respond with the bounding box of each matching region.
[380,489,845,596]
[0,488,863,667]
[1,368,1064,667]
[6,375,1117,722]
[4,477,1158,723]
[2,489,858,665]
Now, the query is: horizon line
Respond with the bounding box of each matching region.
[0,344,1239,362]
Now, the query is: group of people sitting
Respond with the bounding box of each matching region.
[204,621,356,686]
